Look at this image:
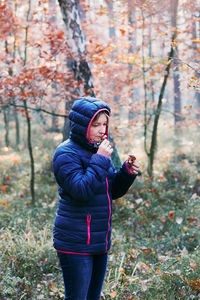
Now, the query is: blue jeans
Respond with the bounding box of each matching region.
[57,252,108,300]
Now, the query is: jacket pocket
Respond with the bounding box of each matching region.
[87,215,91,245]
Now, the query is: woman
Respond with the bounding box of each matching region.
[53,97,139,300]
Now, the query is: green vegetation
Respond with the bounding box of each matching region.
[0,0,199,298]
[0,122,200,299]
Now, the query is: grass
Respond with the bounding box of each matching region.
[0,118,200,299]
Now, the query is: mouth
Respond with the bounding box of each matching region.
[89,137,102,143]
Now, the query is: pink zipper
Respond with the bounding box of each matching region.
[87,215,91,245]
[106,178,111,252]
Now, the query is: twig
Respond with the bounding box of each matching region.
[0,103,67,118]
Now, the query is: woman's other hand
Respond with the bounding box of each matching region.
[97,138,113,158]
[126,155,140,175]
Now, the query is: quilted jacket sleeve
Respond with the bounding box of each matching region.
[111,162,137,199]
[53,149,111,203]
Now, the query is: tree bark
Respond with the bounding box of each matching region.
[147,33,175,177]
[13,0,20,150]
[3,108,10,147]
[192,11,200,119]
[13,103,20,149]
[171,0,182,128]
[5,34,20,150]
[141,11,149,157]
[58,0,95,96]
[4,40,11,148]
[58,0,95,141]
[49,0,59,132]
[23,0,35,205]
[148,16,155,106]
[106,0,115,38]
[128,1,137,123]
[105,0,120,120]
[104,0,121,168]
[58,0,121,168]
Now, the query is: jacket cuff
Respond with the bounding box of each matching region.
[123,161,137,177]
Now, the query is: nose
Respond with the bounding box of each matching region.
[99,126,105,134]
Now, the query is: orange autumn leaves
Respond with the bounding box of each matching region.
[189,280,200,292]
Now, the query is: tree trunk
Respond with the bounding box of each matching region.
[171,0,182,128]
[148,17,155,105]
[105,0,120,120]
[141,11,149,158]
[58,0,121,167]
[58,0,95,140]
[13,1,20,150]
[62,100,71,141]
[4,40,11,148]
[128,1,137,123]
[49,0,59,132]
[23,99,35,204]
[192,11,200,119]
[23,0,35,205]
[3,108,10,147]
[58,0,95,96]
[106,0,115,38]
[109,133,121,169]
[147,34,175,177]
[13,102,20,150]
[103,0,121,167]
[173,56,181,126]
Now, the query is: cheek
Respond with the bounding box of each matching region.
[89,127,97,138]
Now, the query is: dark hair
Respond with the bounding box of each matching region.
[93,111,109,122]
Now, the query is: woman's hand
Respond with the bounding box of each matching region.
[97,138,113,158]
[126,154,140,175]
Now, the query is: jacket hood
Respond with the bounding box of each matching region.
[69,97,111,151]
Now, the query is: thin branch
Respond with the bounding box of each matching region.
[128,55,199,84]
[172,57,200,74]
[141,10,150,157]
[1,103,67,118]
[162,108,184,118]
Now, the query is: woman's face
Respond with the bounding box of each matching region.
[88,114,108,142]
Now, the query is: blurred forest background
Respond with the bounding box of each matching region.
[0,0,200,299]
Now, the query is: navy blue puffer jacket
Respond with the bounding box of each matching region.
[53,97,136,254]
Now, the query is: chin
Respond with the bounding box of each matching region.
[94,138,101,142]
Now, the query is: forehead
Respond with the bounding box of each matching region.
[92,114,108,123]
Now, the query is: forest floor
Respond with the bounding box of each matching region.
[0,121,200,299]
